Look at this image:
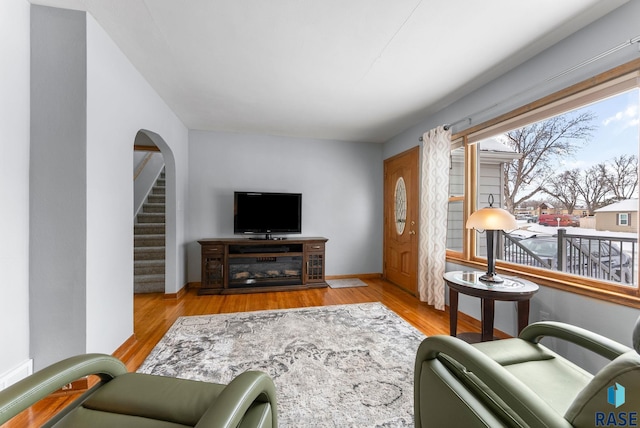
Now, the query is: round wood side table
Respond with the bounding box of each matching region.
[444,271,539,342]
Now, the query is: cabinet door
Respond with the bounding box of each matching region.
[304,242,325,284]
[201,245,225,289]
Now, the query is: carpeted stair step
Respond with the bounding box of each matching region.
[135,260,165,275]
[134,234,165,247]
[147,194,165,204]
[134,223,165,235]
[137,212,165,223]
[134,246,165,261]
[134,169,166,294]
[135,273,165,284]
[134,274,165,293]
[142,203,165,213]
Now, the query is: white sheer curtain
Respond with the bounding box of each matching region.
[418,126,451,310]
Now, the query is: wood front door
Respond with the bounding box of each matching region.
[384,146,419,295]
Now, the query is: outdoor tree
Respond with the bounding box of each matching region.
[578,163,612,215]
[502,111,596,212]
[605,154,638,200]
[543,155,638,214]
[544,169,581,214]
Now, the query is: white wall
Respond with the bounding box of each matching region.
[28,6,189,369]
[389,1,640,373]
[0,0,31,382]
[187,130,383,281]
[85,13,189,353]
[30,5,88,370]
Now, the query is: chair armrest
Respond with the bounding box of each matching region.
[415,335,573,428]
[195,371,277,428]
[519,321,632,360]
[0,353,127,425]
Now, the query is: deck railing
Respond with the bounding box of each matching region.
[500,229,637,286]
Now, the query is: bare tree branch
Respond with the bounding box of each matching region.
[579,163,612,214]
[502,111,596,212]
[541,155,638,214]
[543,169,581,213]
[606,154,638,200]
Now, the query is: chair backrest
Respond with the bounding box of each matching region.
[564,350,640,427]
[565,316,640,427]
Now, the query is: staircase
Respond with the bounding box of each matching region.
[134,170,165,293]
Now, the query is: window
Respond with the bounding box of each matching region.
[493,88,639,291]
[618,213,630,226]
[449,61,640,304]
[447,144,465,253]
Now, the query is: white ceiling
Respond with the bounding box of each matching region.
[30,0,628,143]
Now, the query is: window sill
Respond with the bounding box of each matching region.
[446,254,640,309]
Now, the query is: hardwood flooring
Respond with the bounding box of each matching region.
[3,277,491,427]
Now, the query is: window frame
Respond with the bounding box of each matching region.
[446,138,466,256]
[446,58,640,308]
[618,213,630,226]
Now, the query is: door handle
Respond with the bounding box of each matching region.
[409,230,416,235]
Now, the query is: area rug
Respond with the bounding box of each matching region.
[137,302,425,427]
[326,278,368,288]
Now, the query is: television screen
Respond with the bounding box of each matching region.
[234,192,302,238]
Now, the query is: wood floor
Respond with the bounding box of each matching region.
[3,277,488,427]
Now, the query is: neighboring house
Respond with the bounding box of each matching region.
[594,199,639,233]
[515,206,537,217]
[532,204,588,218]
[561,207,589,217]
[537,202,555,216]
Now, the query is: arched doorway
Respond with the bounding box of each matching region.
[133,130,177,295]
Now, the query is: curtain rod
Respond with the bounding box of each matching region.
[418,35,640,142]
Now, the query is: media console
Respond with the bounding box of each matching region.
[198,237,328,294]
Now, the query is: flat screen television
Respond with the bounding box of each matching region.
[234,191,302,240]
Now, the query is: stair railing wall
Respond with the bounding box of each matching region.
[134,152,165,218]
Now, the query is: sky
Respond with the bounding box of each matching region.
[561,88,639,170]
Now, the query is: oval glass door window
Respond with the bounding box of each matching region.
[394,177,407,235]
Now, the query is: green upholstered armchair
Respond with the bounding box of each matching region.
[0,353,277,428]
[415,318,640,427]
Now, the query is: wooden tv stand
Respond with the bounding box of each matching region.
[198,237,328,294]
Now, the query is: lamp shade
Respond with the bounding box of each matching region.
[466,206,517,231]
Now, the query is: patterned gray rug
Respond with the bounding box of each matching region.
[138,302,426,427]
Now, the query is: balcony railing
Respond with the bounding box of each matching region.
[499,229,637,286]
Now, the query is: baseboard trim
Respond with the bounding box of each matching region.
[112,334,137,363]
[164,284,188,300]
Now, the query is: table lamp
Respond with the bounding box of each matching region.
[466,194,517,283]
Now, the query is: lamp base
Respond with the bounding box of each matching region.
[478,273,504,283]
